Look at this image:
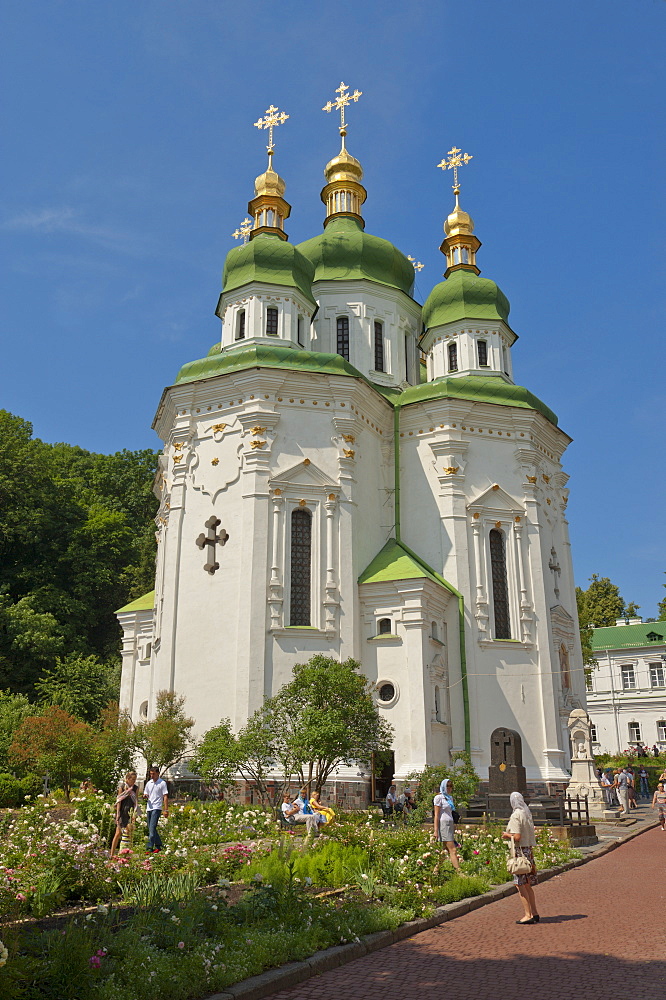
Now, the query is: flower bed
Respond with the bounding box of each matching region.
[0,798,580,999]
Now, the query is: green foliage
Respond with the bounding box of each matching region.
[35,653,118,723]
[133,690,195,771]
[0,689,33,770]
[0,771,42,807]
[0,409,159,697]
[576,573,640,668]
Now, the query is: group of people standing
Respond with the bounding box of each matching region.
[433,778,540,924]
[110,766,169,857]
[598,765,656,813]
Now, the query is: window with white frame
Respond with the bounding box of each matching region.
[266,307,278,336]
[489,528,511,639]
[289,508,312,626]
[649,662,665,688]
[477,339,488,366]
[590,723,598,743]
[336,316,350,360]
[377,618,392,635]
[374,321,385,372]
[621,665,636,689]
[447,341,458,372]
[628,721,641,743]
[236,309,246,340]
[657,720,666,742]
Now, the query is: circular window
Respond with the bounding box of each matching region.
[379,683,396,703]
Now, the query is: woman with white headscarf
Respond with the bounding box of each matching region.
[432,778,462,872]
[502,791,539,923]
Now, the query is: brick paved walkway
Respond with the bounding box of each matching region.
[272,826,666,1000]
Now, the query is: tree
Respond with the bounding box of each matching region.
[35,653,119,723]
[192,709,296,811]
[87,701,136,793]
[9,705,92,800]
[275,655,394,794]
[406,751,481,822]
[0,689,33,772]
[576,574,638,669]
[658,573,666,621]
[133,690,195,773]
[0,595,65,694]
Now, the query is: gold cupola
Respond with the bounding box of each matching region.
[437,147,481,277]
[320,82,367,227]
[249,105,292,241]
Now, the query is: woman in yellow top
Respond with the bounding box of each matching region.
[309,790,335,825]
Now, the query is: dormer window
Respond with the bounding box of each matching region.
[266,307,278,337]
[477,339,488,366]
[336,316,350,361]
[236,310,246,341]
[374,321,385,372]
[448,342,458,372]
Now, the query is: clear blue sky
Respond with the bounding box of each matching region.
[1,1,664,616]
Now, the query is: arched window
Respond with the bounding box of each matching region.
[336,316,349,360]
[378,617,392,635]
[266,307,278,336]
[374,321,384,372]
[448,342,458,372]
[290,508,312,626]
[489,528,511,639]
[236,310,245,340]
[477,339,488,366]
[297,316,304,346]
[139,700,148,719]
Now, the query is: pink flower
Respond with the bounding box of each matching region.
[15,893,26,901]
[89,956,102,969]
[473,850,480,855]
[177,941,185,949]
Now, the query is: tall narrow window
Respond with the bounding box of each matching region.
[404,338,410,382]
[489,528,511,639]
[297,316,304,346]
[289,508,312,626]
[477,339,488,366]
[434,685,442,722]
[236,310,245,341]
[658,721,666,741]
[590,723,597,743]
[448,342,458,372]
[336,316,349,360]
[266,307,278,336]
[628,721,641,743]
[374,321,384,372]
[621,665,636,689]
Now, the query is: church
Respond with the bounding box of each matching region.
[117,86,586,798]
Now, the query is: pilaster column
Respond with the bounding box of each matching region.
[323,493,340,633]
[471,515,489,635]
[513,517,534,644]
[268,490,284,628]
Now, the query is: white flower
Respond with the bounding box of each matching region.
[0,941,8,967]
[96,904,109,915]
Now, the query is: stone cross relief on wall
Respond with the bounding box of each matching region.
[196,516,229,574]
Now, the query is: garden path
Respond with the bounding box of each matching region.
[271,825,666,1000]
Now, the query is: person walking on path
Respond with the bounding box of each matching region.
[502,791,539,924]
[433,779,462,873]
[626,767,638,809]
[613,767,630,815]
[143,766,168,852]
[638,766,650,799]
[110,770,140,857]
[651,781,666,830]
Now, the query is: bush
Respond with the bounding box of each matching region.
[0,772,42,808]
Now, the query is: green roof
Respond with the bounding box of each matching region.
[591,621,666,651]
[174,343,399,402]
[222,233,316,308]
[422,268,513,333]
[359,538,448,588]
[116,590,155,614]
[396,372,558,426]
[297,217,415,297]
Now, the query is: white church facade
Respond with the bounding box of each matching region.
[117,99,586,797]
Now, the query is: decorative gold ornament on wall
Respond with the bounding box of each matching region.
[250,440,266,449]
[251,426,266,435]
[526,476,537,484]
[343,449,355,458]
[342,434,355,443]
[443,467,459,475]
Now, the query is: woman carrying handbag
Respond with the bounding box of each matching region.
[502,791,540,924]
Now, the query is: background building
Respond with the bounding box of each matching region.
[586,619,666,754]
[117,102,587,796]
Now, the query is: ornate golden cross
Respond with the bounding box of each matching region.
[232,217,253,244]
[437,146,473,191]
[253,104,289,155]
[408,255,425,272]
[322,81,362,135]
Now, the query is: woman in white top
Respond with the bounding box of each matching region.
[502,791,539,924]
[432,779,462,872]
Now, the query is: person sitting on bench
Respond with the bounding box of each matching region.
[281,793,320,833]
[385,784,403,816]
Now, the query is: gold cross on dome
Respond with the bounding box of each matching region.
[232,217,253,244]
[322,81,362,135]
[408,255,425,272]
[253,104,289,154]
[437,146,473,191]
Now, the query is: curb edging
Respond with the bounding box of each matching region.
[205,820,659,1000]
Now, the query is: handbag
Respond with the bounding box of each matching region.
[506,838,533,875]
[451,809,460,824]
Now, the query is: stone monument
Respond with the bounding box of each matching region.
[566,709,608,818]
[488,727,527,794]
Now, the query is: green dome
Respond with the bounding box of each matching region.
[398,373,558,426]
[222,232,316,309]
[422,268,511,331]
[297,217,415,296]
